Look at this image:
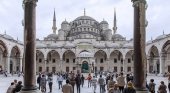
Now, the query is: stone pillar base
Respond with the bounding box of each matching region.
[20,89,41,93]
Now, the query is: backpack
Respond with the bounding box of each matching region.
[149,83,155,92]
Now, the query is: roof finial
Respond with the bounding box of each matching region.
[151,37,153,40]
[163,30,165,35]
[113,8,117,34]
[84,8,86,16]
[65,18,66,21]
[52,9,57,34]
[17,37,18,41]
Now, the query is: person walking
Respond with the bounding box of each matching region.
[158,81,167,93]
[75,74,81,93]
[81,75,85,87]
[57,74,63,89]
[123,82,136,93]
[116,73,125,92]
[62,80,73,93]
[37,74,41,90]
[40,74,47,92]
[148,79,156,93]
[107,77,116,91]
[98,75,105,93]
[47,73,53,93]
[6,82,15,93]
[91,76,97,93]
[70,73,76,93]
[87,73,92,87]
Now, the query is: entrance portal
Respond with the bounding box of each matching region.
[81,61,89,73]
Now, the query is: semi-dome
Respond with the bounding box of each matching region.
[2,34,14,40]
[155,34,167,40]
[74,16,96,21]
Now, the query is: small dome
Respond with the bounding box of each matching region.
[78,51,93,58]
[155,34,167,40]
[62,20,69,24]
[46,33,58,40]
[100,20,108,24]
[112,34,124,39]
[2,34,14,40]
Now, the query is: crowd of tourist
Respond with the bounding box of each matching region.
[5,71,170,93]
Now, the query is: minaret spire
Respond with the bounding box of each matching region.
[84,8,86,16]
[113,8,117,34]
[52,9,57,34]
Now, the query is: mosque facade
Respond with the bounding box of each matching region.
[0,10,170,75]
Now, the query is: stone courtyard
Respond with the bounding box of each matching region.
[0,74,168,93]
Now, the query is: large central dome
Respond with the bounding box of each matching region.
[67,15,102,40]
[74,15,97,22]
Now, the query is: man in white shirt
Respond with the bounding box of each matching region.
[57,74,64,89]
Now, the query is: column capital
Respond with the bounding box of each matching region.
[23,0,38,4]
[132,0,147,7]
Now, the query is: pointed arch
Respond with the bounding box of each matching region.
[0,40,8,56]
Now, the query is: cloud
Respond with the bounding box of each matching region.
[0,0,169,42]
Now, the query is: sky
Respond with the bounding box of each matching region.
[0,0,170,42]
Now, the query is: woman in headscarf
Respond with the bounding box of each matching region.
[123,81,136,93]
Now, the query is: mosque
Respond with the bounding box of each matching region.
[0,9,170,75]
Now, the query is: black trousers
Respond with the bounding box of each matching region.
[49,82,53,92]
[76,84,81,93]
[119,86,124,92]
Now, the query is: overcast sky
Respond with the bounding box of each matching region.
[0,0,170,42]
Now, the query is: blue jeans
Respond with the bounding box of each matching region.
[58,81,62,89]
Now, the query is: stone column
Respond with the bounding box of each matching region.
[44,57,47,72]
[159,53,165,75]
[123,58,126,73]
[131,0,148,93]
[20,0,40,93]
[146,57,150,74]
[5,56,10,73]
[20,57,23,72]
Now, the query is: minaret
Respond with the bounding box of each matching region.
[52,9,57,34]
[113,8,117,34]
[84,8,86,16]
